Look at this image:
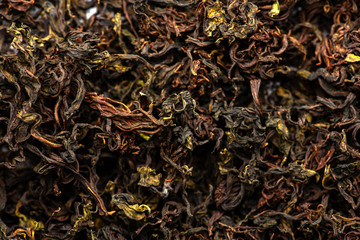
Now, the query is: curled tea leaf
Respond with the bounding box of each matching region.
[218,148,232,175]
[112,193,151,220]
[15,201,44,231]
[205,1,226,37]
[137,166,162,187]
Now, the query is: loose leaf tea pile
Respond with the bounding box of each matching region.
[1,0,360,239]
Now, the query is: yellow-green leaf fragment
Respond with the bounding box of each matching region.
[71,200,94,233]
[345,53,360,63]
[288,162,320,182]
[269,0,280,17]
[137,166,161,187]
[112,193,151,220]
[15,201,44,231]
[297,69,311,79]
[276,118,289,140]
[205,1,226,37]
[112,12,122,36]
[218,148,232,175]
[339,130,347,152]
[17,110,39,123]
[322,165,335,190]
[181,164,193,176]
[104,180,116,193]
[139,133,152,141]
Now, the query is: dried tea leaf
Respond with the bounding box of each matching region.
[269,0,280,17]
[181,165,193,176]
[266,117,289,140]
[339,130,347,152]
[205,1,226,37]
[15,201,44,231]
[0,180,6,211]
[104,180,116,193]
[161,91,197,121]
[2,0,360,238]
[345,53,360,63]
[64,74,85,120]
[137,166,162,187]
[204,1,258,40]
[288,163,320,182]
[112,13,122,36]
[69,201,95,234]
[9,0,35,12]
[266,162,320,183]
[112,193,151,220]
[218,148,232,175]
[139,133,153,141]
